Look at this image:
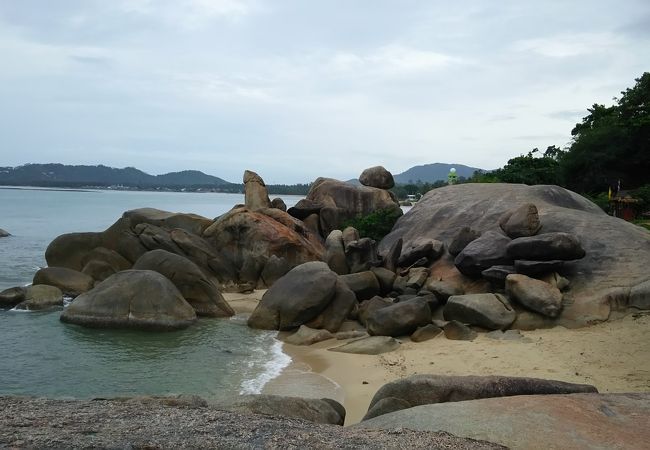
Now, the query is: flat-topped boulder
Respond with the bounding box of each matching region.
[60,270,197,330]
[33,267,94,297]
[380,183,650,327]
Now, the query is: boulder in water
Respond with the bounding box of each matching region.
[15,285,63,310]
[33,267,94,297]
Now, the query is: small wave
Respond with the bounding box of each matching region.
[62,296,74,307]
[239,334,291,395]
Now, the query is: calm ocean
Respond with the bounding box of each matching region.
[0,187,303,400]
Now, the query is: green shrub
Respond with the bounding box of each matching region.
[342,208,402,241]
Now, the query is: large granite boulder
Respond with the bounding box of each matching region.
[362,374,597,420]
[289,177,402,237]
[498,203,541,238]
[507,232,585,261]
[630,280,650,310]
[358,166,395,190]
[60,270,197,330]
[33,267,94,297]
[203,207,325,288]
[306,279,357,332]
[220,395,345,425]
[133,250,234,317]
[357,393,650,450]
[444,293,516,330]
[0,286,26,307]
[339,271,380,300]
[506,273,563,318]
[323,230,349,275]
[366,297,432,337]
[247,262,340,331]
[379,183,650,327]
[243,170,271,211]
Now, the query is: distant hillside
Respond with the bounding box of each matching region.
[0,164,233,188]
[393,163,484,184]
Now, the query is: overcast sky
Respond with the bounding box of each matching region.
[1,1,648,184]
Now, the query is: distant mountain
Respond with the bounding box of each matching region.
[393,163,484,184]
[0,164,233,188]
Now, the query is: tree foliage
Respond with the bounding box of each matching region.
[342,208,402,241]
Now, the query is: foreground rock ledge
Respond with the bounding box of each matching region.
[0,396,503,450]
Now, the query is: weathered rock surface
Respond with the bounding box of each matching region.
[448,227,480,256]
[358,393,648,450]
[366,298,432,337]
[370,267,396,294]
[443,320,477,340]
[630,279,650,310]
[398,238,444,268]
[14,285,63,310]
[362,374,598,420]
[33,267,94,297]
[133,250,234,317]
[514,259,564,275]
[345,237,380,273]
[453,231,512,277]
[410,324,443,342]
[0,286,25,307]
[270,197,287,212]
[382,237,402,272]
[283,325,334,346]
[0,396,502,449]
[506,273,563,318]
[0,228,11,237]
[60,270,197,330]
[323,230,348,275]
[306,279,357,332]
[480,265,516,285]
[328,336,400,355]
[498,203,541,238]
[244,170,272,210]
[358,296,393,326]
[444,293,516,330]
[220,395,345,425]
[339,271,380,301]
[507,232,585,261]
[248,262,338,330]
[380,183,650,327]
[358,166,395,190]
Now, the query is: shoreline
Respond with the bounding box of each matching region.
[266,311,650,425]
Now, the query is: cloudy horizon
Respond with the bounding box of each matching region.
[1,1,648,184]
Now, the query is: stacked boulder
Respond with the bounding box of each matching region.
[287,166,402,239]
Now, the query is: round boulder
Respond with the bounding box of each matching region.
[506,273,563,318]
[33,267,95,297]
[15,285,63,311]
[60,270,197,330]
[444,293,516,330]
[359,166,395,190]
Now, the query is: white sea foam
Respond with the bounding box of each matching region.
[239,333,291,395]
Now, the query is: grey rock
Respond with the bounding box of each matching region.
[80,247,131,272]
[448,227,481,256]
[243,170,271,211]
[630,279,650,310]
[0,228,10,237]
[248,262,337,330]
[506,273,563,318]
[283,326,334,346]
[270,197,287,212]
[303,213,321,236]
[15,285,64,310]
[498,203,542,238]
[454,231,512,277]
[306,279,357,333]
[133,249,234,317]
[480,265,516,285]
[424,279,464,302]
[260,255,291,287]
[60,270,197,330]
[339,271,380,301]
[328,336,400,355]
[81,260,117,282]
[345,238,380,273]
[335,330,368,340]
[324,230,349,275]
[286,198,324,220]
[398,239,443,268]
[514,259,565,276]
[342,226,360,250]
[362,374,598,421]
[507,232,585,261]
[443,320,477,340]
[410,324,443,342]
[221,394,345,425]
[0,286,26,307]
[33,267,94,297]
[358,296,393,326]
[366,297,432,337]
[135,223,184,254]
[382,237,402,273]
[444,293,516,330]
[359,166,395,189]
[370,267,396,295]
[406,268,429,290]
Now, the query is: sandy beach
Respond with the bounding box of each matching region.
[225,291,650,425]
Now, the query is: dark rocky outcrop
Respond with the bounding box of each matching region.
[306,279,357,333]
[506,274,563,318]
[0,228,11,237]
[0,286,26,307]
[398,238,444,268]
[448,227,480,257]
[270,197,287,212]
[480,265,516,285]
[514,259,565,276]
[366,297,432,337]
[33,267,94,297]
[339,271,380,301]
[362,374,598,420]
[323,230,349,275]
[358,166,395,190]
[444,293,516,330]
[379,183,650,327]
[133,250,234,317]
[60,270,197,330]
[358,296,393,326]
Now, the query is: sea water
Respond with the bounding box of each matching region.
[0,187,299,400]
